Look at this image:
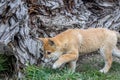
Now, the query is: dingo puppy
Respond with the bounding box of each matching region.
[40,28,120,73]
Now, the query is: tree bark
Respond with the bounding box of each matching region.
[0,0,120,79]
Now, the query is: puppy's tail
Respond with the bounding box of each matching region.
[112,32,120,58]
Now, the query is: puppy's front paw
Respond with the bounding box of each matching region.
[99,69,108,73]
[52,62,61,69]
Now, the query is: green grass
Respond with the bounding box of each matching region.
[24,61,120,80]
[0,55,9,72]
[0,54,15,78]
[24,66,82,80]
[78,61,120,80]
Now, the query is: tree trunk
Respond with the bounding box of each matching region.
[0,0,120,79]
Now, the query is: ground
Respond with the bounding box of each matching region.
[25,52,120,80]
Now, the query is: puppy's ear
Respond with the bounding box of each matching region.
[39,38,46,43]
[48,39,55,46]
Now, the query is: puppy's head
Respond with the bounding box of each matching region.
[40,38,62,63]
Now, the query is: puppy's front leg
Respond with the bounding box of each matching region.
[52,50,78,70]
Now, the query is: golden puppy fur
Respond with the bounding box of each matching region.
[40,28,120,73]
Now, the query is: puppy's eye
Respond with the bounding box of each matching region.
[47,52,51,54]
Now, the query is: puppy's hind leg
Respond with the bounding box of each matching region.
[99,47,113,73]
